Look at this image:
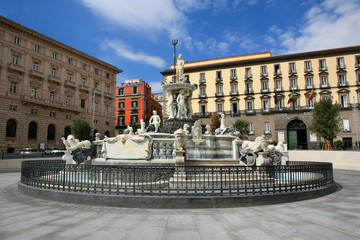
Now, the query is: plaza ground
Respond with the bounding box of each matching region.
[0,169,359,240]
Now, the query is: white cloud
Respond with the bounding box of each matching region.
[101,39,166,68]
[149,81,163,93]
[272,0,360,53]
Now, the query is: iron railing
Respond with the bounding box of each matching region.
[20,160,334,196]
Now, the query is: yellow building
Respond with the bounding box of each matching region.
[0,16,122,153]
[161,45,360,150]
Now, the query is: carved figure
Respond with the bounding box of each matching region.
[274,141,286,152]
[192,119,202,139]
[149,110,161,133]
[138,119,146,134]
[174,53,184,82]
[242,135,270,153]
[205,125,211,135]
[127,125,134,135]
[176,90,187,119]
[174,128,187,150]
[220,113,226,130]
[61,135,91,151]
[183,123,189,135]
[167,93,175,119]
[95,132,101,141]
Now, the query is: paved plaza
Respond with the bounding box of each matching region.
[0,170,359,240]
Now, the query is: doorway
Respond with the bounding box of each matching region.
[287,119,308,150]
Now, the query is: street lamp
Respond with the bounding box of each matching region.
[172,39,178,83]
[353,96,359,149]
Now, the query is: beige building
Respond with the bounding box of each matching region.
[161,45,360,150]
[0,16,122,153]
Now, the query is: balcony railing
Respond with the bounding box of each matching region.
[261,88,269,93]
[229,91,239,96]
[230,76,238,81]
[8,63,25,73]
[337,65,346,70]
[245,109,256,115]
[29,70,44,79]
[338,81,349,87]
[244,89,254,95]
[215,92,224,97]
[319,67,328,71]
[195,112,212,118]
[274,87,283,92]
[199,78,206,83]
[198,94,207,98]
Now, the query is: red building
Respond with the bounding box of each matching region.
[115,79,162,132]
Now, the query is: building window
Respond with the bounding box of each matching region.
[95,68,99,74]
[340,95,348,108]
[337,57,345,69]
[106,73,110,79]
[94,120,98,125]
[274,64,281,75]
[117,116,125,126]
[262,81,268,92]
[105,105,109,114]
[200,73,205,82]
[105,86,110,93]
[263,100,269,111]
[53,51,57,59]
[51,68,57,76]
[308,97,314,109]
[6,119,17,137]
[261,66,268,76]
[9,105,17,111]
[94,82,98,89]
[200,105,206,115]
[105,121,110,126]
[264,122,270,134]
[81,99,85,108]
[133,86,137,94]
[247,101,253,112]
[31,109,38,115]
[230,69,237,79]
[68,57,73,65]
[131,115,138,124]
[28,121,37,139]
[67,73,72,81]
[66,115,72,120]
[231,84,237,94]
[200,87,206,96]
[33,62,39,71]
[338,74,347,86]
[319,59,327,70]
[49,112,56,118]
[357,72,360,85]
[216,85,223,96]
[94,103,98,112]
[118,101,124,109]
[217,103,223,113]
[47,124,56,140]
[50,92,56,102]
[12,55,19,65]
[275,80,282,91]
[119,88,124,95]
[249,123,254,134]
[321,76,328,87]
[82,63,87,70]
[245,68,252,78]
[31,88,38,98]
[9,82,17,94]
[81,78,86,86]
[306,77,313,89]
[289,62,296,73]
[290,79,297,90]
[66,96,72,105]
[323,96,329,101]
[14,36,20,45]
[343,119,350,131]
[131,101,138,109]
[34,44,40,53]
[304,61,312,72]
[246,83,252,94]
[216,71,222,81]
[276,99,283,110]
[232,102,238,113]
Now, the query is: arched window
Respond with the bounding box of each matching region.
[104,131,110,137]
[64,126,71,138]
[6,119,17,137]
[28,121,37,139]
[47,124,56,140]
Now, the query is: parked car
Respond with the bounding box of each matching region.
[20,148,41,155]
[44,147,64,155]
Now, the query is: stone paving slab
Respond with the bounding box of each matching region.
[0,170,359,240]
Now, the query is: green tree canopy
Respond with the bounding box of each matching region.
[308,98,341,141]
[71,118,92,141]
[233,119,250,140]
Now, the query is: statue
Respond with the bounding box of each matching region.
[220,113,226,130]
[242,135,271,153]
[127,125,134,135]
[174,128,187,150]
[95,132,101,141]
[176,90,187,119]
[192,119,202,139]
[167,93,175,118]
[183,123,190,135]
[137,119,146,134]
[61,135,91,151]
[205,125,211,135]
[149,110,161,133]
[174,53,184,82]
[186,95,193,117]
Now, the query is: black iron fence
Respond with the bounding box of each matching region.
[20,160,334,196]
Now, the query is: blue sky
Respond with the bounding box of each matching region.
[1,0,359,93]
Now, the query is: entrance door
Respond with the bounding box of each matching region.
[287,119,308,150]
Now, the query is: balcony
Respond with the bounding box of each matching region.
[195,112,212,118]
[244,74,252,79]
[225,110,241,116]
[230,76,238,81]
[320,83,330,89]
[339,103,352,110]
[198,94,207,98]
[29,70,44,79]
[261,88,269,93]
[215,92,224,97]
[79,84,89,92]
[305,85,314,90]
[319,67,328,71]
[290,86,298,91]
[273,71,282,76]
[288,70,297,74]
[245,109,256,115]
[338,81,349,87]
[8,63,25,73]
[244,89,254,95]
[304,68,312,73]
[337,65,346,70]
[229,91,239,96]
[261,109,271,115]
[216,77,223,82]
[48,75,61,84]
[355,63,360,68]
[260,73,268,78]
[274,87,284,92]
[199,78,206,83]
[65,80,76,88]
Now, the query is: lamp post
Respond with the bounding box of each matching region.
[140,91,144,122]
[172,39,178,83]
[353,96,359,149]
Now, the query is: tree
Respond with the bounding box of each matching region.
[71,118,92,141]
[210,112,220,134]
[233,119,250,140]
[308,98,341,147]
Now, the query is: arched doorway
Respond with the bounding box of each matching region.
[287,119,308,150]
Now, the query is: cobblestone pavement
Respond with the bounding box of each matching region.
[0,170,359,240]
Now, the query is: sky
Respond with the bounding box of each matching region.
[1,0,359,93]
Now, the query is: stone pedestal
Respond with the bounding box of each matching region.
[162,118,195,133]
[175,149,185,166]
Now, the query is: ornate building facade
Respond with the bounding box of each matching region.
[0,16,122,153]
[115,79,162,133]
[161,46,360,149]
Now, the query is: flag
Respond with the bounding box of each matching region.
[287,90,294,104]
[308,89,314,104]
